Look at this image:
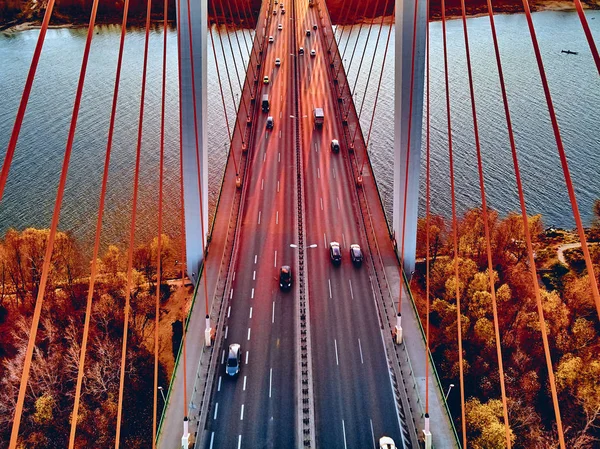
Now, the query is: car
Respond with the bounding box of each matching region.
[275,58,281,66]
[350,244,363,266]
[226,343,241,376]
[313,24,318,30]
[329,242,342,265]
[269,36,274,43]
[275,0,278,4]
[266,116,274,129]
[273,9,277,14]
[299,47,304,55]
[263,75,270,84]
[278,23,283,30]
[306,29,311,36]
[379,436,397,449]
[331,139,340,153]
[279,265,292,290]
[310,49,316,57]
[281,8,285,14]
[280,3,284,8]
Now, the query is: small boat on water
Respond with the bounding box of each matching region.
[561,49,578,55]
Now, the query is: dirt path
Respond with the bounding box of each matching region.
[557,242,582,264]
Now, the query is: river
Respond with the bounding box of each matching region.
[0,10,599,257]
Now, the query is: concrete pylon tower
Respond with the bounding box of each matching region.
[394,0,427,276]
[177,0,209,283]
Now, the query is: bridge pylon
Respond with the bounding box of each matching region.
[393,0,427,276]
[178,0,209,283]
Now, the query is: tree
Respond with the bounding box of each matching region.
[465,397,515,449]
[416,215,447,264]
[33,393,55,425]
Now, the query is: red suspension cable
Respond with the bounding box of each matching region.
[66,0,132,447]
[8,0,102,446]
[0,0,57,202]
[114,0,153,446]
[152,0,168,446]
[522,0,600,325]
[335,1,369,79]
[336,0,371,87]
[359,9,394,176]
[573,0,600,76]
[175,0,188,419]
[440,0,467,445]
[459,0,511,446]
[425,0,431,418]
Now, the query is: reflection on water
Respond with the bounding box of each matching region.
[0,11,599,258]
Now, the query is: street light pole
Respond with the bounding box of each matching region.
[158,386,166,403]
[444,383,455,401]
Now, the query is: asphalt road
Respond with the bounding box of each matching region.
[295,1,404,448]
[203,1,298,447]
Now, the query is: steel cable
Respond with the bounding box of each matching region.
[573,0,600,76]
[8,0,102,446]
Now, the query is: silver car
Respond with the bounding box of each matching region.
[226,343,241,376]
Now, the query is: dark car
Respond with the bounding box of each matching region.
[279,265,292,290]
[306,29,311,37]
[299,47,305,55]
[329,242,342,265]
[266,116,274,129]
[226,343,241,376]
[350,244,363,266]
[313,24,318,30]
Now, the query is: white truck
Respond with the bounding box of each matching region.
[314,107,324,127]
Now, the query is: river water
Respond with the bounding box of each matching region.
[0,11,599,256]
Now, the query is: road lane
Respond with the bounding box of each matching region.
[203,1,298,447]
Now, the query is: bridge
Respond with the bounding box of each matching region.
[2,0,600,448]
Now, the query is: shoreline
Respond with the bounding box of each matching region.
[2,2,594,34]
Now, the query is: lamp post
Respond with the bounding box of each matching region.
[290,244,318,249]
[158,386,166,403]
[444,383,455,401]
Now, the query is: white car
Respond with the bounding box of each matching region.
[273,9,277,15]
[278,23,283,30]
[263,75,270,84]
[379,437,397,449]
[281,8,285,14]
[269,36,274,43]
[310,49,316,57]
[275,58,281,66]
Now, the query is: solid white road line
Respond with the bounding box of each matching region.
[218,376,222,391]
[269,368,273,398]
[349,279,354,299]
[261,178,264,190]
[247,328,251,340]
[221,350,225,364]
[276,210,279,225]
[249,307,253,319]
[238,435,242,449]
[214,402,219,420]
[251,288,255,299]
[358,338,364,364]
[342,420,348,449]
[258,211,262,224]
[254,255,257,264]
[272,301,275,323]
[225,326,228,339]
[228,306,231,318]
[370,419,376,449]
[209,432,215,449]
[245,351,249,364]
[253,270,256,281]
[334,339,339,366]
[243,376,247,391]
[328,279,332,299]
[274,250,278,267]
